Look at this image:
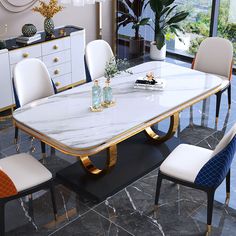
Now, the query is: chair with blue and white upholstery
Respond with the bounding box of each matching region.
[155,123,236,234]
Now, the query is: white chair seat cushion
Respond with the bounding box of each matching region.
[160,144,213,183]
[0,153,52,192]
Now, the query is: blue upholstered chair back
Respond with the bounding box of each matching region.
[195,134,236,188]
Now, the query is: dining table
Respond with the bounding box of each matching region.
[13,61,224,201]
[13,61,222,177]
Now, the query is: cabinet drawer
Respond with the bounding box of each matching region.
[53,73,71,90]
[9,45,41,65]
[48,62,71,78]
[42,50,71,68]
[42,37,70,56]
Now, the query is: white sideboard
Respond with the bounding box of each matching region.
[0,26,86,112]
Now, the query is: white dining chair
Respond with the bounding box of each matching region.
[192,37,233,123]
[85,40,114,81]
[13,58,57,156]
[0,153,57,236]
[155,123,236,235]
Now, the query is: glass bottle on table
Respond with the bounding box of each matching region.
[92,79,102,110]
[103,79,113,105]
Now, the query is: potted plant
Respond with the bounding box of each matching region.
[148,0,189,60]
[117,0,150,58]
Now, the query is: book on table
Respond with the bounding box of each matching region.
[134,77,166,90]
[16,34,41,44]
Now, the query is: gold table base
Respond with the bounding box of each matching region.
[145,112,179,143]
[79,145,117,175]
[79,112,179,175]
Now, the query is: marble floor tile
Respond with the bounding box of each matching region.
[52,210,132,236]
[5,184,90,236]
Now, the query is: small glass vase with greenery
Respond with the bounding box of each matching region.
[104,57,133,80]
[117,0,151,57]
[33,0,64,36]
[148,0,189,60]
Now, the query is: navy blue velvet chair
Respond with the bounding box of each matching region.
[155,124,236,234]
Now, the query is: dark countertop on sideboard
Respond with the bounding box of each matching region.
[5,25,83,51]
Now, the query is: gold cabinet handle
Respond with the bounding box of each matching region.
[54,69,60,75]
[22,53,29,58]
[53,45,59,50]
[54,57,59,63]
[55,81,61,87]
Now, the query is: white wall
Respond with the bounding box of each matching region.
[0,0,113,44]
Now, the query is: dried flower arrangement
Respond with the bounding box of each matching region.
[32,0,64,18]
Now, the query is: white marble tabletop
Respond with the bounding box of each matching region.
[13,61,222,155]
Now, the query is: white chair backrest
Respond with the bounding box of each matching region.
[85,40,114,81]
[212,123,236,157]
[194,37,233,79]
[13,58,55,106]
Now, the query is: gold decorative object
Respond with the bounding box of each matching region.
[55,81,61,87]
[102,101,116,108]
[32,0,64,18]
[146,72,155,81]
[22,53,29,58]
[54,69,59,75]
[54,57,59,63]
[90,106,103,112]
[59,29,66,36]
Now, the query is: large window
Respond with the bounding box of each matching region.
[167,0,212,56]
[116,0,236,67]
[217,0,236,65]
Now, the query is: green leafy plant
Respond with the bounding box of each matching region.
[117,0,150,39]
[147,0,189,50]
[104,57,133,79]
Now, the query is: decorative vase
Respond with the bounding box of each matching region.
[92,79,102,111]
[150,41,166,61]
[129,37,145,58]
[103,79,113,105]
[44,18,54,36]
[22,24,37,37]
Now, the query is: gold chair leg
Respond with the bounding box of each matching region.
[42,153,47,164]
[153,204,159,218]
[79,145,117,175]
[145,112,179,144]
[225,192,230,206]
[206,224,212,236]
